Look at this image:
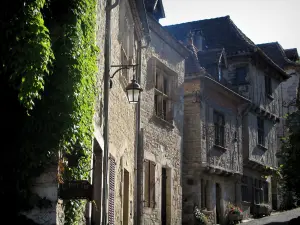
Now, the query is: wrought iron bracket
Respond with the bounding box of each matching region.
[110,64,138,89]
[110,64,138,79]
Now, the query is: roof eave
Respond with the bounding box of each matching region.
[148,15,190,58]
[256,48,290,80]
[200,76,251,103]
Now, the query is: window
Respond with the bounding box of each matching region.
[119,0,134,80]
[265,76,272,96]
[144,159,156,208]
[235,66,248,85]
[214,111,225,147]
[241,175,249,202]
[154,69,173,122]
[257,117,265,146]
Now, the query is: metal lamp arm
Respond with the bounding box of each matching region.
[110,64,138,79]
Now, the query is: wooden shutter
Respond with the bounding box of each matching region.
[144,160,149,207]
[108,158,116,224]
[149,162,156,208]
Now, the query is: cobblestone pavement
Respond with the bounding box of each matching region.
[242,208,300,225]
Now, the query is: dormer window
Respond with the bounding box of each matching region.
[235,66,248,85]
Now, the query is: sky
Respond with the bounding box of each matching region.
[160,0,300,52]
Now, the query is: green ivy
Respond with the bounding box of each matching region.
[10,0,54,111]
[51,0,98,223]
[0,0,98,224]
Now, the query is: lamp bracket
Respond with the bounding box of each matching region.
[110,64,138,79]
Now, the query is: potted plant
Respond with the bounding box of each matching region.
[256,203,272,216]
[227,203,243,223]
[194,205,208,225]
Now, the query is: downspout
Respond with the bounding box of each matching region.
[135,37,150,225]
[102,1,119,225]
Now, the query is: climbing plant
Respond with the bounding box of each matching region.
[0,0,98,224]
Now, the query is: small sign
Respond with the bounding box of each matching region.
[59,180,93,200]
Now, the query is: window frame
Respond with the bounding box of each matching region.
[241,175,249,202]
[119,0,135,81]
[214,111,225,147]
[257,117,265,146]
[265,76,272,96]
[144,159,156,208]
[154,68,173,122]
[235,66,248,85]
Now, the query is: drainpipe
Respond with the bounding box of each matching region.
[102,0,119,225]
[135,37,150,225]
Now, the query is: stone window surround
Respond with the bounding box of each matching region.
[119,0,135,82]
[152,57,178,127]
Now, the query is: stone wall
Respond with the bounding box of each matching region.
[93,0,139,224]
[182,77,245,225]
[139,17,186,225]
[24,167,58,225]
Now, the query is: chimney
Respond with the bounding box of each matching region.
[193,30,204,51]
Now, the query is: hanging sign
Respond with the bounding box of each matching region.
[59,180,93,200]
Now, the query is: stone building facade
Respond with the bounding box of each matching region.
[87,0,148,224]
[93,0,187,225]
[258,43,300,209]
[138,12,189,225]
[183,74,250,225]
[165,15,292,222]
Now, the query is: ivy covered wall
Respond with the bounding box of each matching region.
[0,0,98,224]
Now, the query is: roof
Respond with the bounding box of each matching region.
[164,16,290,79]
[257,42,298,69]
[147,16,190,58]
[164,16,255,56]
[284,48,299,62]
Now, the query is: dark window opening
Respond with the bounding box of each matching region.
[235,66,248,85]
[265,76,272,96]
[257,117,265,146]
[214,111,225,147]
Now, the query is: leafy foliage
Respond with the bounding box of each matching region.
[279,110,300,199]
[0,0,98,224]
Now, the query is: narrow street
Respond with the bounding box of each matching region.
[242,208,300,225]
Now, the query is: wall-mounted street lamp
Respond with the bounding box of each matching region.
[110,64,143,103]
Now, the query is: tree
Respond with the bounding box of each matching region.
[279,67,300,208]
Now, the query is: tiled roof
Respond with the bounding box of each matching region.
[164,16,290,79]
[164,16,255,55]
[257,42,297,69]
[284,48,299,62]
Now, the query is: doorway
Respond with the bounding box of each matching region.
[91,139,102,225]
[161,168,167,225]
[216,183,221,224]
[123,169,129,225]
